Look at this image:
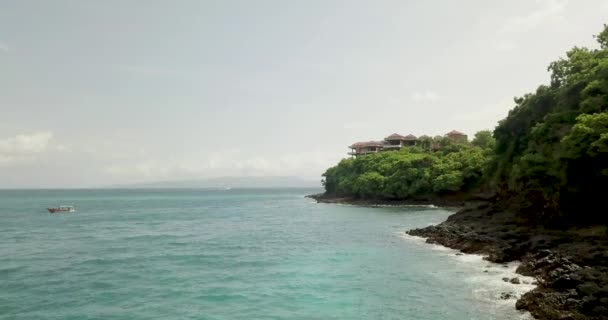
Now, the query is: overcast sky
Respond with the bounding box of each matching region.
[1,0,607,188]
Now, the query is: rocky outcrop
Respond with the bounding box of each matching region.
[305,193,472,207]
[407,203,608,320]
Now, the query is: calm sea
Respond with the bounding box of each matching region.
[0,188,533,320]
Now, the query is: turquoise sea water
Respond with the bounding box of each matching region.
[1,189,533,320]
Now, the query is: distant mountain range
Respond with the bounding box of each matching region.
[114,176,322,189]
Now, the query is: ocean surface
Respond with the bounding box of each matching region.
[0,188,534,320]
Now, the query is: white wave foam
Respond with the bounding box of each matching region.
[398,233,537,319]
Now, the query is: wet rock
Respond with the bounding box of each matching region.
[406,202,608,320]
[510,277,521,284]
[577,282,599,296]
[501,292,516,300]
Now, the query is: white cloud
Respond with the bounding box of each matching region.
[103,150,341,181]
[0,132,54,165]
[0,132,53,155]
[498,0,568,34]
[411,90,440,103]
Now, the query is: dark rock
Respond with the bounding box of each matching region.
[510,277,521,284]
[577,282,600,296]
[405,201,608,320]
[500,292,516,299]
[503,277,510,282]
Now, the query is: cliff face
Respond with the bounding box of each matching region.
[312,24,608,320]
[407,203,608,320]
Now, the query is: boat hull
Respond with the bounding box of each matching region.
[47,208,74,213]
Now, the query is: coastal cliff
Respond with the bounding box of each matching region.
[313,25,608,319]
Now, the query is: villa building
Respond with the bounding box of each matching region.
[348,141,385,156]
[383,133,418,150]
[348,130,467,156]
[445,130,468,142]
[348,133,419,157]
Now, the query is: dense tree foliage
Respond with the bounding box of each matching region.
[472,130,496,152]
[323,25,608,225]
[322,139,491,200]
[489,24,608,224]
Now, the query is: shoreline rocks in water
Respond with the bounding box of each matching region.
[406,203,608,320]
[308,193,608,319]
[305,193,473,208]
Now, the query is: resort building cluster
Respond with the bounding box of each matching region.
[348,130,468,156]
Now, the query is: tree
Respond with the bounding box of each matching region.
[562,112,608,158]
[321,142,489,200]
[472,130,496,150]
[488,24,608,223]
[594,23,608,49]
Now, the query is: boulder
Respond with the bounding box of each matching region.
[500,292,515,300]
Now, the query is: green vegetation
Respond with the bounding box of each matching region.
[322,138,492,200]
[322,25,608,224]
[489,24,608,224]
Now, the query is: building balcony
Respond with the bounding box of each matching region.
[382,145,401,149]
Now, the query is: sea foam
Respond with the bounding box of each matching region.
[399,233,536,319]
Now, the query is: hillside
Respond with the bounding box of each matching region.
[315,25,608,319]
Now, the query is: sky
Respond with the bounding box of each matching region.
[1,0,607,188]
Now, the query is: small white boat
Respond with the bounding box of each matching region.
[47,205,75,213]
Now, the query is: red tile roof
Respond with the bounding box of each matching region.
[385,133,406,140]
[404,134,418,140]
[349,141,386,148]
[447,130,466,136]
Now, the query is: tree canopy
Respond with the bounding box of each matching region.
[322,24,608,225]
[322,138,490,200]
[488,24,608,224]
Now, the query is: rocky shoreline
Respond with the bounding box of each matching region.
[308,194,608,319]
[407,203,608,320]
[305,193,473,208]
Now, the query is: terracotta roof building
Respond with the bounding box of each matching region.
[347,130,469,156]
[348,133,420,156]
[348,141,385,156]
[445,130,468,142]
